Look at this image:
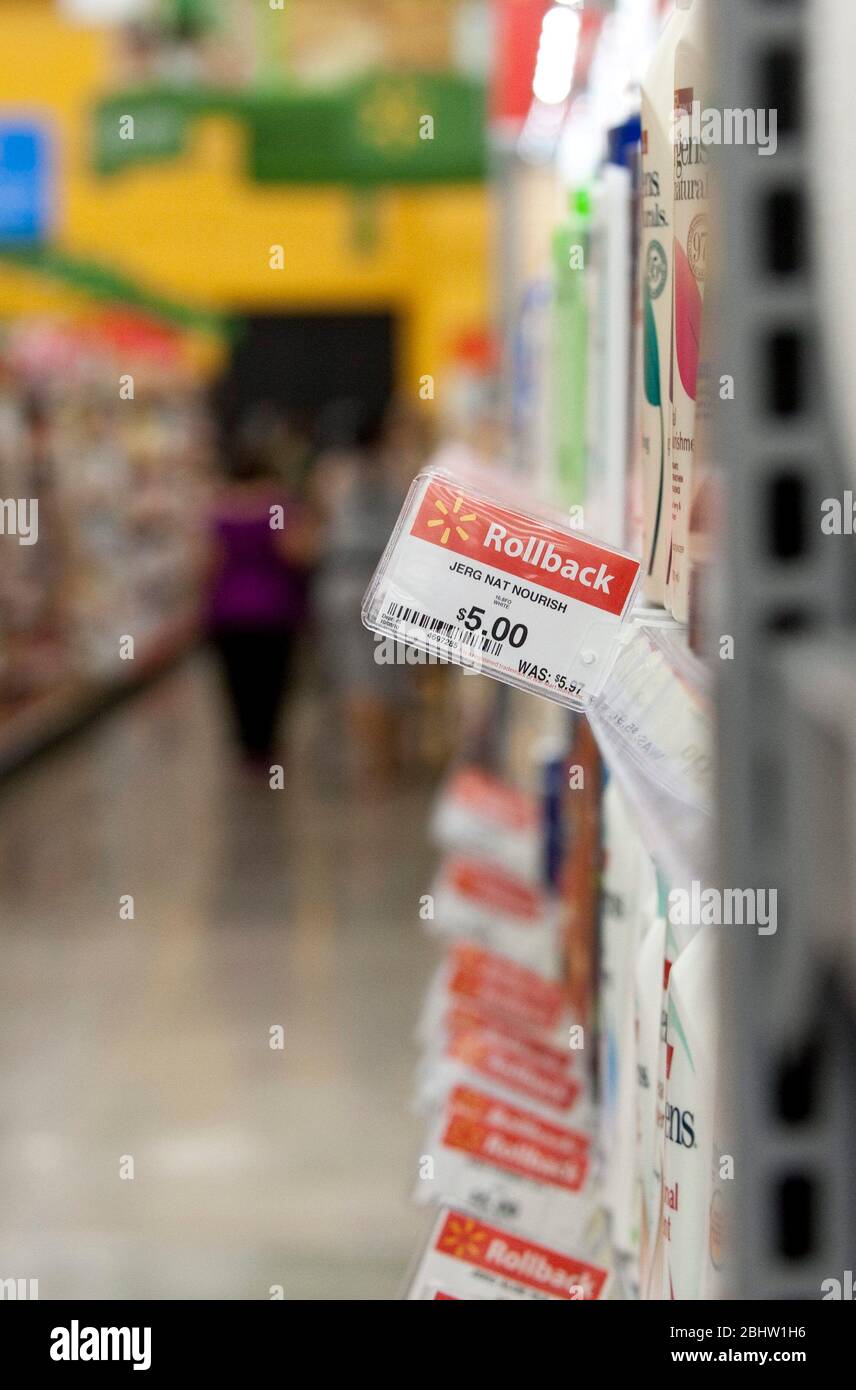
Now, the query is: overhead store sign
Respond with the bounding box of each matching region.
[93,90,195,173]
[92,74,486,185]
[0,120,52,244]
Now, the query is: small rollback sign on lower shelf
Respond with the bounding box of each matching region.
[405,1206,611,1301]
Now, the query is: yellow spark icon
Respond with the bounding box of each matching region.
[426,494,477,545]
[440,1214,488,1260]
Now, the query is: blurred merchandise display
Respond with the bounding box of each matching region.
[0,311,212,768]
[105,0,481,88]
[0,0,848,1315]
[375,0,732,1301]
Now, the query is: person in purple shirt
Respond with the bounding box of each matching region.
[207,430,314,765]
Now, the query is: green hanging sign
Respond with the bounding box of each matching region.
[93,86,232,174]
[92,74,486,185]
[0,245,230,338]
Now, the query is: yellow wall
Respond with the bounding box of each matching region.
[0,1,490,391]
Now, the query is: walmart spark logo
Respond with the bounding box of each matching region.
[439,1214,489,1261]
[427,494,477,546]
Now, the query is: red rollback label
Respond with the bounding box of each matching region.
[442,1112,588,1192]
[410,478,640,617]
[445,855,546,923]
[448,1031,581,1111]
[434,1211,608,1300]
[444,766,538,831]
[447,1085,588,1158]
[448,944,565,1030]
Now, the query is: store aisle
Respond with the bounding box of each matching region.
[0,656,437,1300]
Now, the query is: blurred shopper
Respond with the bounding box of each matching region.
[207,420,312,766]
[312,400,407,786]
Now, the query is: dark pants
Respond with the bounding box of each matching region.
[211,628,293,758]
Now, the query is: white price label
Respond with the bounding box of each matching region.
[363,472,642,708]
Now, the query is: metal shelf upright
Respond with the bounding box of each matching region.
[713,0,856,1298]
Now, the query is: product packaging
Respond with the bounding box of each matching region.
[597,782,659,1272]
[659,927,720,1298]
[635,900,667,1294]
[558,716,603,1036]
[551,188,591,511]
[667,0,708,621]
[640,1,690,603]
[644,877,700,1297]
[405,1206,611,1300]
[512,278,554,495]
[611,880,659,1272]
[362,468,642,711]
[585,127,637,549]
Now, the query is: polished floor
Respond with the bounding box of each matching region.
[0,656,438,1299]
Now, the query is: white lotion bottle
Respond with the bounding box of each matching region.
[639,0,692,604]
[667,0,708,621]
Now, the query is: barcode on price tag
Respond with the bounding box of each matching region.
[363,469,642,709]
[380,602,505,658]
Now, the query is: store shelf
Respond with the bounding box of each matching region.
[0,610,198,779]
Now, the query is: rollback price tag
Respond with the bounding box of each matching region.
[362,469,642,709]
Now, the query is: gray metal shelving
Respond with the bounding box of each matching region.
[712,0,856,1298]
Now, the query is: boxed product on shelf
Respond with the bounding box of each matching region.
[557,715,602,1037]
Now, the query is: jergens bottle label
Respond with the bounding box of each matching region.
[640,1,690,604]
[644,893,698,1299]
[635,910,666,1294]
[660,929,719,1299]
[667,0,709,622]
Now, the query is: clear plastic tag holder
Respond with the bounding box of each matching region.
[362,467,643,713]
